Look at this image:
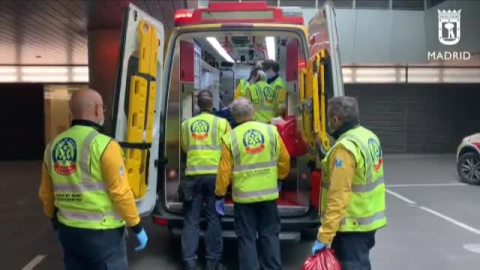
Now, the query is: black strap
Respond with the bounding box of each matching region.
[118,142,152,149]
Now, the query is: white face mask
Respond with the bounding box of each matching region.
[266,70,276,79]
[328,117,336,134]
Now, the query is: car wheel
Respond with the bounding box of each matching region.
[458,152,480,185]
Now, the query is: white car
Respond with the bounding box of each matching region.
[457,133,480,185]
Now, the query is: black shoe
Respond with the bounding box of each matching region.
[184,262,197,270]
[206,263,227,270]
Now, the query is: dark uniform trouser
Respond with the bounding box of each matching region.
[182,174,223,268]
[331,230,376,270]
[58,223,127,270]
[234,200,281,270]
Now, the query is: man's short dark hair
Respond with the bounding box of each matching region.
[262,60,280,73]
[328,96,360,124]
[197,90,213,110]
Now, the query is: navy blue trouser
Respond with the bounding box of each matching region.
[234,200,281,270]
[331,230,376,270]
[181,174,223,268]
[58,223,127,270]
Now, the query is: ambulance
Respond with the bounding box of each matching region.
[111,1,344,242]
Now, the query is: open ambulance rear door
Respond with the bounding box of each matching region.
[111,3,165,216]
[299,1,344,159]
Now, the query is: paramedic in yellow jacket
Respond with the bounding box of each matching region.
[215,98,290,270]
[39,89,147,270]
[312,96,386,270]
[262,60,287,117]
[244,68,278,123]
[234,63,263,100]
[180,90,231,270]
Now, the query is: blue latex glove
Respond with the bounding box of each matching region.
[215,199,225,216]
[277,181,283,192]
[134,229,148,252]
[311,240,326,255]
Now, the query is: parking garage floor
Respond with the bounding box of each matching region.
[1,155,480,269]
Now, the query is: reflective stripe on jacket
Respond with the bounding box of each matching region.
[234,79,250,99]
[46,126,124,230]
[248,81,277,123]
[321,126,387,232]
[270,77,287,110]
[182,112,229,175]
[222,121,280,203]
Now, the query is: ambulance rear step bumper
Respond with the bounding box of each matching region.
[152,201,319,243]
[169,228,301,243]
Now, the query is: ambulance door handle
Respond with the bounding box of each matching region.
[154,158,168,168]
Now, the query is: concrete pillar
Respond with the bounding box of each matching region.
[88,29,121,136]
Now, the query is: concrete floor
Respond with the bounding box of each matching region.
[1,155,480,269]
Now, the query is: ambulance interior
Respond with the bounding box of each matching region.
[163,31,313,216]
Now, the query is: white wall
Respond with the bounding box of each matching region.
[303,8,427,64]
[425,0,480,54]
[304,1,480,65]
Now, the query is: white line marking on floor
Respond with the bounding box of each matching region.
[21,255,46,270]
[464,244,480,254]
[385,189,417,205]
[386,189,480,235]
[418,206,480,235]
[387,183,467,187]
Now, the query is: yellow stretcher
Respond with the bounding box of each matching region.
[123,20,158,199]
[298,49,331,163]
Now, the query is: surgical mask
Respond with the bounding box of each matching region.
[266,70,276,79]
[327,117,336,135]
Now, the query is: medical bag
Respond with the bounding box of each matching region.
[275,116,307,157]
[301,249,341,270]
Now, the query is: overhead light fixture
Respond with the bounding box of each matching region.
[72,66,89,74]
[266,36,276,61]
[0,75,17,82]
[206,37,234,63]
[73,75,89,82]
[22,67,68,74]
[22,75,69,82]
[0,67,17,74]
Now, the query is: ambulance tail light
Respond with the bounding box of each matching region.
[310,170,322,211]
[152,216,169,226]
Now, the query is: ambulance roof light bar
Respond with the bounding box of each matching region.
[174,10,193,20]
[174,2,304,27]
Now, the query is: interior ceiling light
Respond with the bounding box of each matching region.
[266,36,276,61]
[206,37,234,63]
[0,67,17,74]
[22,67,68,74]
[22,75,69,82]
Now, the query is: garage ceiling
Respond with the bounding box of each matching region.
[0,0,451,66]
[0,0,191,66]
